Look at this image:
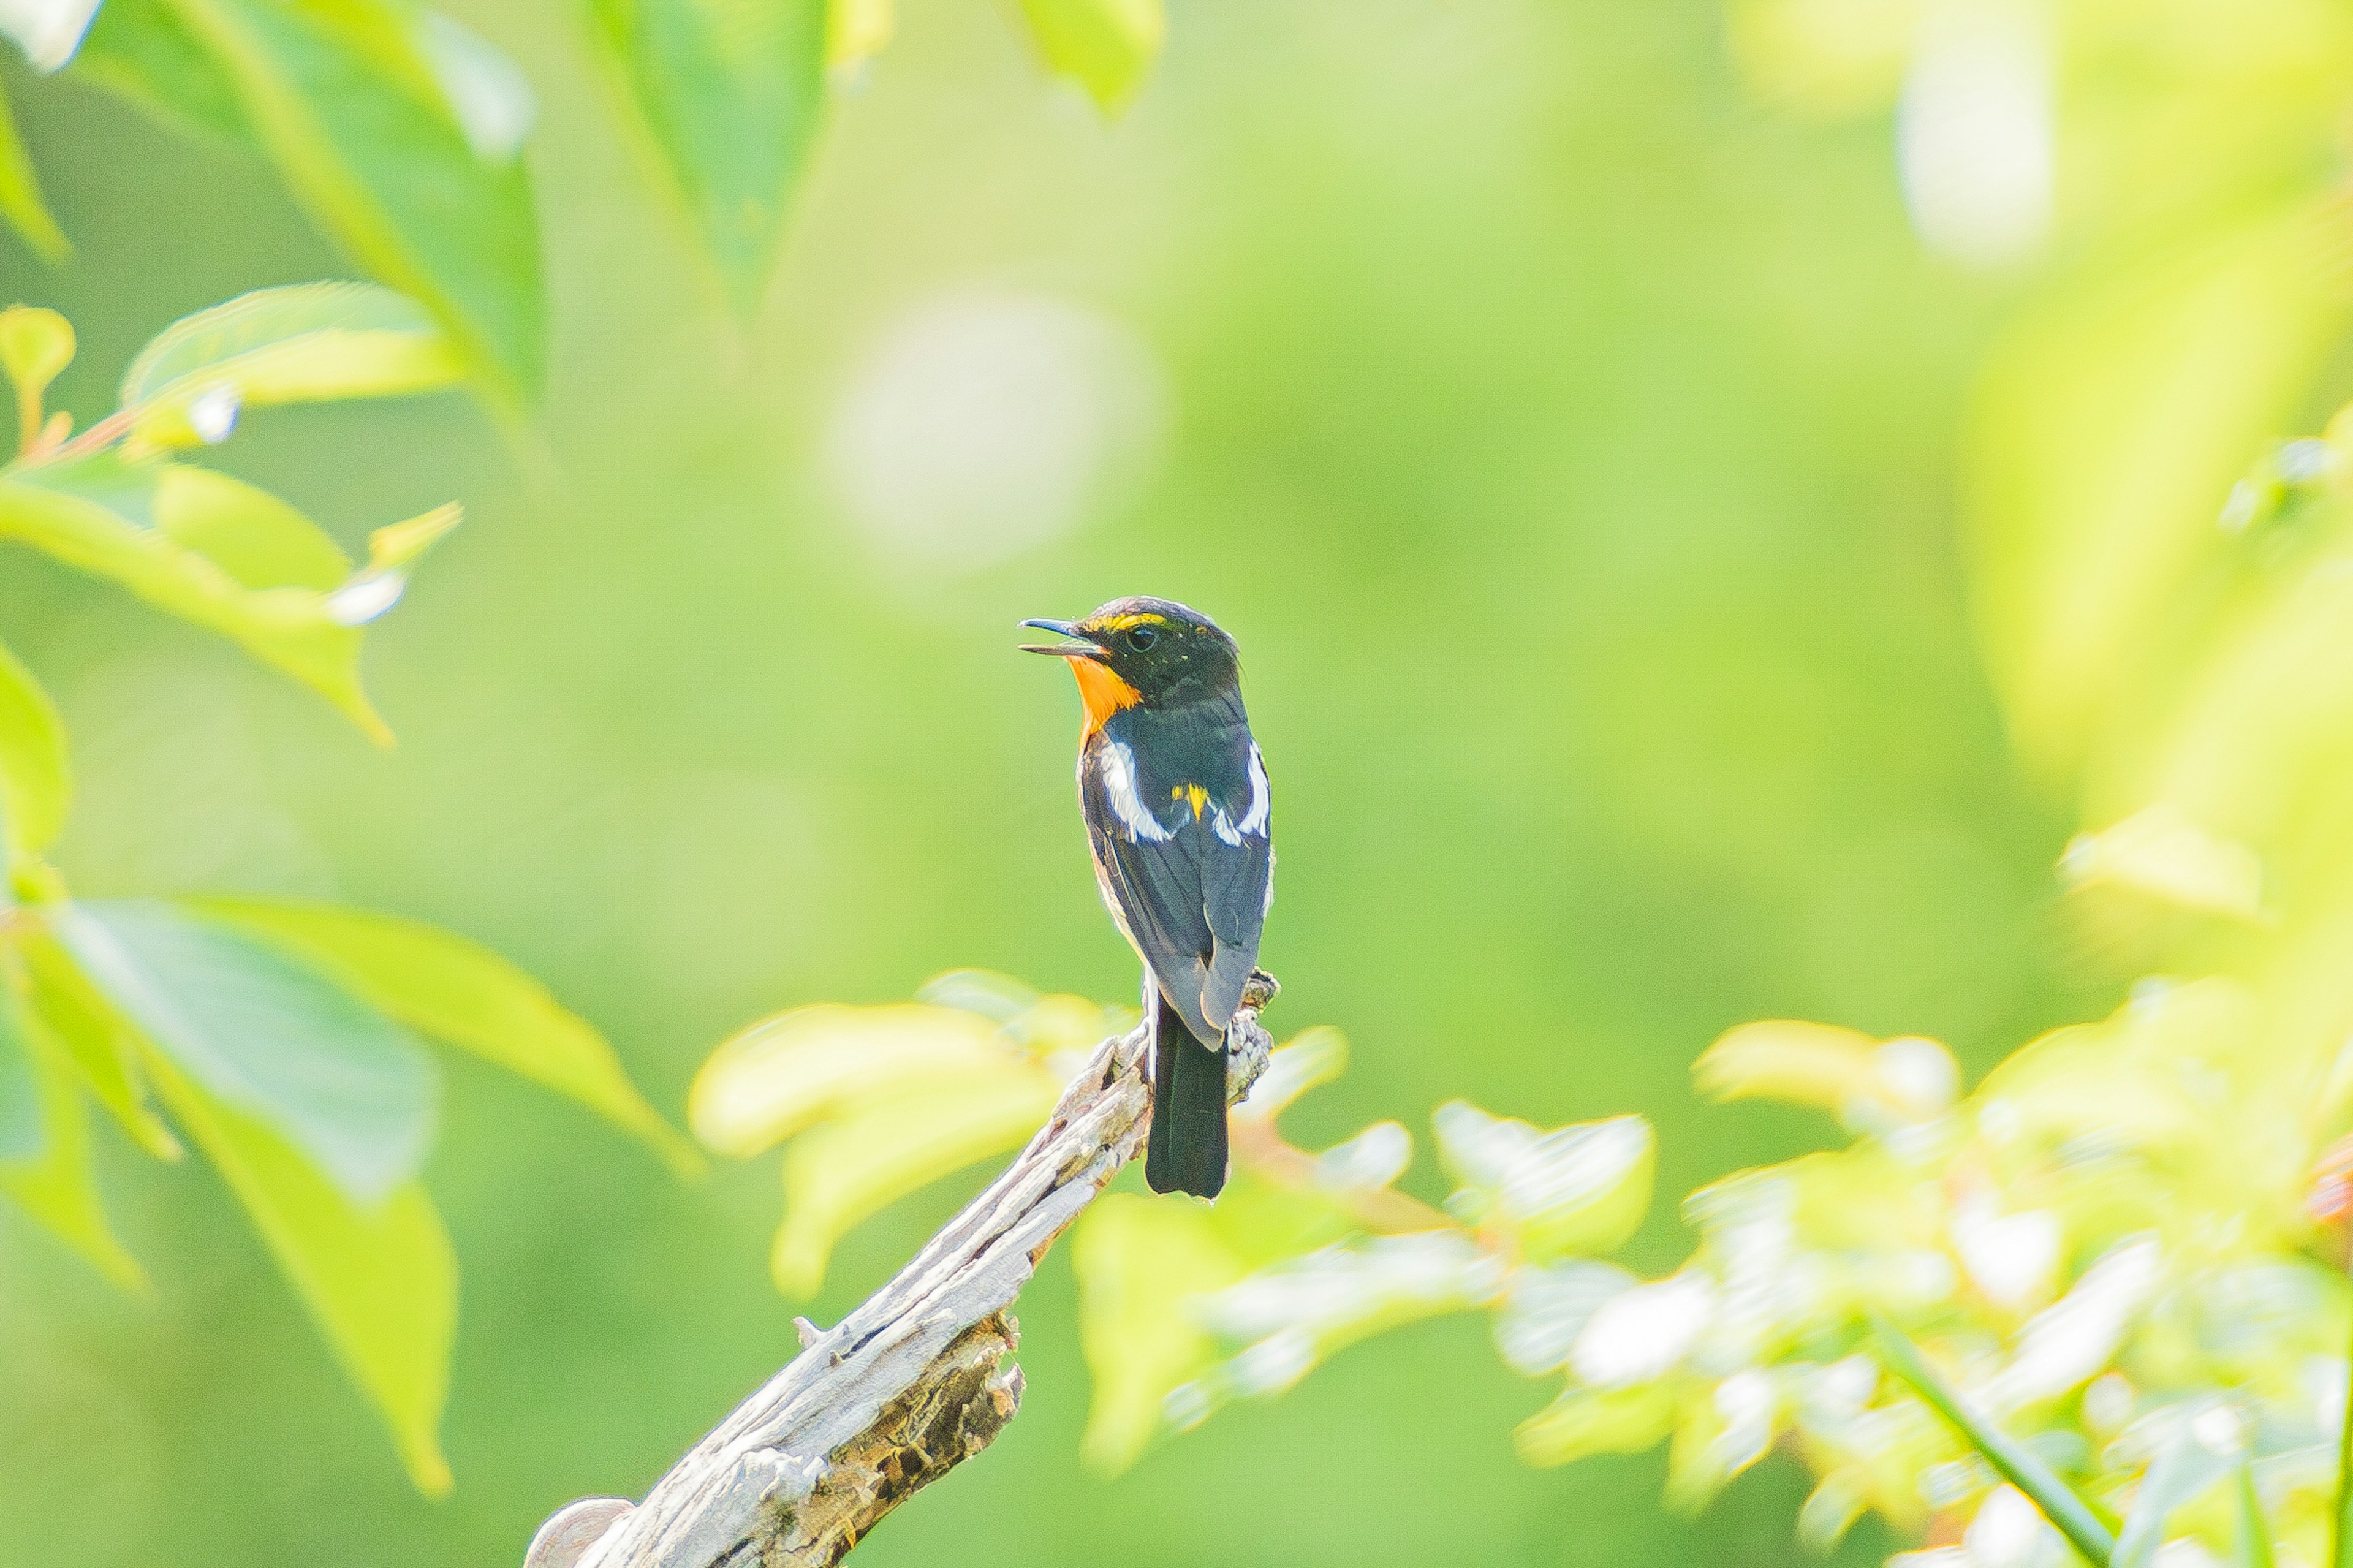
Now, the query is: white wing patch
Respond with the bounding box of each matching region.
[1237,744,1271,836]
[1102,741,1174,843]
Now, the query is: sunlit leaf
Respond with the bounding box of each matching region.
[1192,1233,1504,1378]
[0,635,69,855]
[1433,1102,1654,1260]
[827,0,892,69]
[691,1001,1036,1157]
[0,452,390,740]
[153,0,544,400]
[1074,1193,1245,1474]
[58,900,439,1203]
[2059,804,2265,922]
[594,0,828,306]
[1968,207,2351,773]
[0,1013,145,1292]
[1493,1259,1639,1376]
[138,1042,455,1495]
[1568,1271,1714,1388]
[1667,1369,1780,1511]
[0,302,71,455]
[18,926,181,1160]
[1237,1025,1347,1124]
[118,282,464,448]
[0,86,66,264]
[772,1072,1060,1295]
[1012,0,1164,113]
[1696,1021,1958,1131]
[154,464,351,589]
[189,896,701,1176]
[1515,1382,1679,1466]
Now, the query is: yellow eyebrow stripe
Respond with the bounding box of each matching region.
[1091,612,1169,633]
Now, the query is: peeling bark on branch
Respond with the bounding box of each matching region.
[527,976,1278,1568]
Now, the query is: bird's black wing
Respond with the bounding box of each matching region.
[1082,692,1271,1045]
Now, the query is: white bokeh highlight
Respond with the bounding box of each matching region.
[826,290,1168,575]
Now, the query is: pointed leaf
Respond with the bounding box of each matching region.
[119,282,463,447]
[18,926,182,1159]
[1515,1383,1679,1467]
[156,0,544,400]
[139,1042,454,1494]
[1433,1102,1654,1260]
[691,1001,1032,1157]
[0,635,69,854]
[772,1072,1060,1294]
[1012,0,1164,112]
[154,464,352,589]
[188,896,700,1176]
[594,0,828,305]
[0,85,66,264]
[0,453,392,740]
[1074,1194,1245,1474]
[58,900,439,1203]
[0,1013,145,1291]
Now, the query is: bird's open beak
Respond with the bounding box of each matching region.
[1017,618,1107,660]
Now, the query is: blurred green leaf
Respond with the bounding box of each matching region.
[1696,1021,1959,1132]
[0,303,72,453]
[1433,1102,1654,1260]
[593,0,828,306]
[0,966,43,1160]
[154,464,352,589]
[1871,1316,2118,1565]
[0,1012,146,1292]
[0,635,70,855]
[691,1001,1036,1157]
[2059,803,2266,922]
[1515,1382,1678,1466]
[2113,1415,2234,1568]
[138,1040,455,1496]
[189,896,702,1177]
[118,281,464,448]
[58,900,439,1203]
[827,0,892,69]
[74,0,256,144]
[2234,1455,2273,1568]
[1237,1025,1348,1124]
[0,83,67,265]
[772,1072,1060,1295]
[1012,0,1164,113]
[153,0,545,400]
[0,452,392,740]
[1074,1192,1246,1474]
[1968,209,2351,773]
[18,926,183,1161]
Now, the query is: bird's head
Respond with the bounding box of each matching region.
[1020,596,1239,729]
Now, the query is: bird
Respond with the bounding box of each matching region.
[1020,596,1273,1198]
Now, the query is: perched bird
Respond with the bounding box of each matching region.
[1020,596,1273,1198]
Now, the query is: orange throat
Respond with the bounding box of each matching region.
[1069,656,1142,737]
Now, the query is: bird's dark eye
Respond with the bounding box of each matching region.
[1126,626,1159,651]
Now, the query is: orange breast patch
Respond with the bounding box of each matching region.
[1070,657,1142,737]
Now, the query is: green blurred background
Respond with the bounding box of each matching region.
[0,0,2110,1562]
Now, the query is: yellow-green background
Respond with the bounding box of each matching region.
[0,1,2105,1562]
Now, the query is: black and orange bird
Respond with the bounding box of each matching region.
[1020,597,1272,1199]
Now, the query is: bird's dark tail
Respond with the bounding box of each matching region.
[1145,988,1228,1199]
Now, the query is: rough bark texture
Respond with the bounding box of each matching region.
[526,975,1277,1568]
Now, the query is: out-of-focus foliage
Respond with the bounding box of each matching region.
[0,290,686,1493]
[2,0,1165,357]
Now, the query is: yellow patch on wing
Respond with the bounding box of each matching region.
[1169,784,1208,818]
